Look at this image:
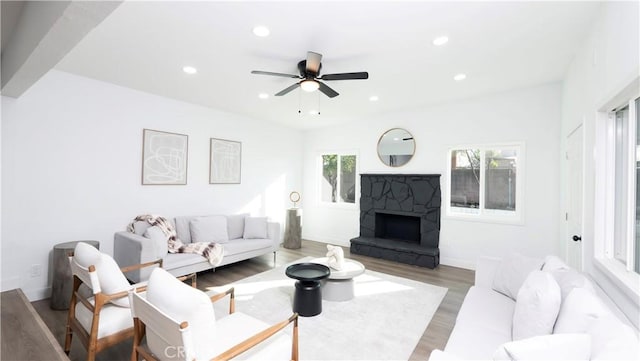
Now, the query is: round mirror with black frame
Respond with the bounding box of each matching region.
[377,128,415,167]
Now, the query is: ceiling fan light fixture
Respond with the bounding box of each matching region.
[182,66,197,74]
[433,36,449,46]
[252,26,270,37]
[300,79,319,92]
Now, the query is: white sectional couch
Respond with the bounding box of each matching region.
[114,214,280,283]
[430,254,639,360]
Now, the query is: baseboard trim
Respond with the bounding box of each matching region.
[23,286,51,302]
[440,257,475,270]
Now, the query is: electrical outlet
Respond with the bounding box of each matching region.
[30,264,42,278]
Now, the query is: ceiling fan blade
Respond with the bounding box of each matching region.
[318,81,339,98]
[306,51,322,74]
[251,70,301,78]
[275,83,300,96]
[320,72,369,81]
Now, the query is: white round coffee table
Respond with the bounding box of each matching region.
[310,257,366,301]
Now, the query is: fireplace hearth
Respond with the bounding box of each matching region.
[350,174,441,268]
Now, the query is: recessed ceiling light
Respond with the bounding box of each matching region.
[253,26,270,37]
[182,66,197,74]
[258,93,269,99]
[433,36,449,46]
[308,110,320,115]
[369,95,379,102]
[454,73,467,81]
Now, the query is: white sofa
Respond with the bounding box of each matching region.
[430,254,639,360]
[114,214,280,283]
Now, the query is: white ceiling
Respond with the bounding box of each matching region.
[55,1,601,130]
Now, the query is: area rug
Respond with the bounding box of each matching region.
[208,257,448,360]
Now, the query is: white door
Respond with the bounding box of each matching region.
[567,125,584,270]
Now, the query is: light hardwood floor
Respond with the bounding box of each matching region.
[32,240,474,361]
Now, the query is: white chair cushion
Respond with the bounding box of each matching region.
[512,271,561,340]
[586,314,640,360]
[74,242,101,269]
[146,268,217,359]
[190,216,229,243]
[493,334,591,360]
[97,254,133,307]
[492,253,544,300]
[554,287,611,333]
[206,312,291,361]
[244,217,268,239]
[75,297,133,339]
[541,255,570,271]
[74,242,131,307]
[143,225,169,258]
[227,213,249,240]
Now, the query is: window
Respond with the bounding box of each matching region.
[320,153,357,204]
[609,97,640,274]
[447,144,523,222]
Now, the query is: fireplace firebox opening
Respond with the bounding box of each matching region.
[374,212,421,244]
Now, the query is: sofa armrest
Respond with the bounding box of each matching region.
[267,221,281,247]
[475,256,501,288]
[114,231,162,283]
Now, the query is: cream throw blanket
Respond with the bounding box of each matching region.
[127,215,224,267]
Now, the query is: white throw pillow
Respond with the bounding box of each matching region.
[554,287,611,333]
[493,334,591,360]
[244,216,268,239]
[492,253,544,300]
[73,242,131,307]
[74,242,102,269]
[146,268,216,359]
[541,255,570,272]
[550,268,595,301]
[189,216,229,243]
[586,314,640,360]
[143,226,169,258]
[226,213,249,240]
[512,270,561,340]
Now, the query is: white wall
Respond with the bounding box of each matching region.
[561,1,639,326]
[302,83,562,269]
[1,70,303,300]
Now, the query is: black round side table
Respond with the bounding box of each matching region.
[50,240,100,310]
[285,263,330,317]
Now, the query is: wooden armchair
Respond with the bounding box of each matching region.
[130,267,299,361]
[64,242,195,361]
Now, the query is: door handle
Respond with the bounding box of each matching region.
[572,235,582,242]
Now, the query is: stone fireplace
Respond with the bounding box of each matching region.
[350,173,441,268]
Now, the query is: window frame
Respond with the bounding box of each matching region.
[594,76,640,300]
[317,151,359,209]
[445,142,525,225]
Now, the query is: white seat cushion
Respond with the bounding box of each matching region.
[205,312,291,360]
[444,286,514,359]
[587,314,640,360]
[75,297,133,339]
[493,334,591,360]
[163,252,209,270]
[223,238,272,256]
